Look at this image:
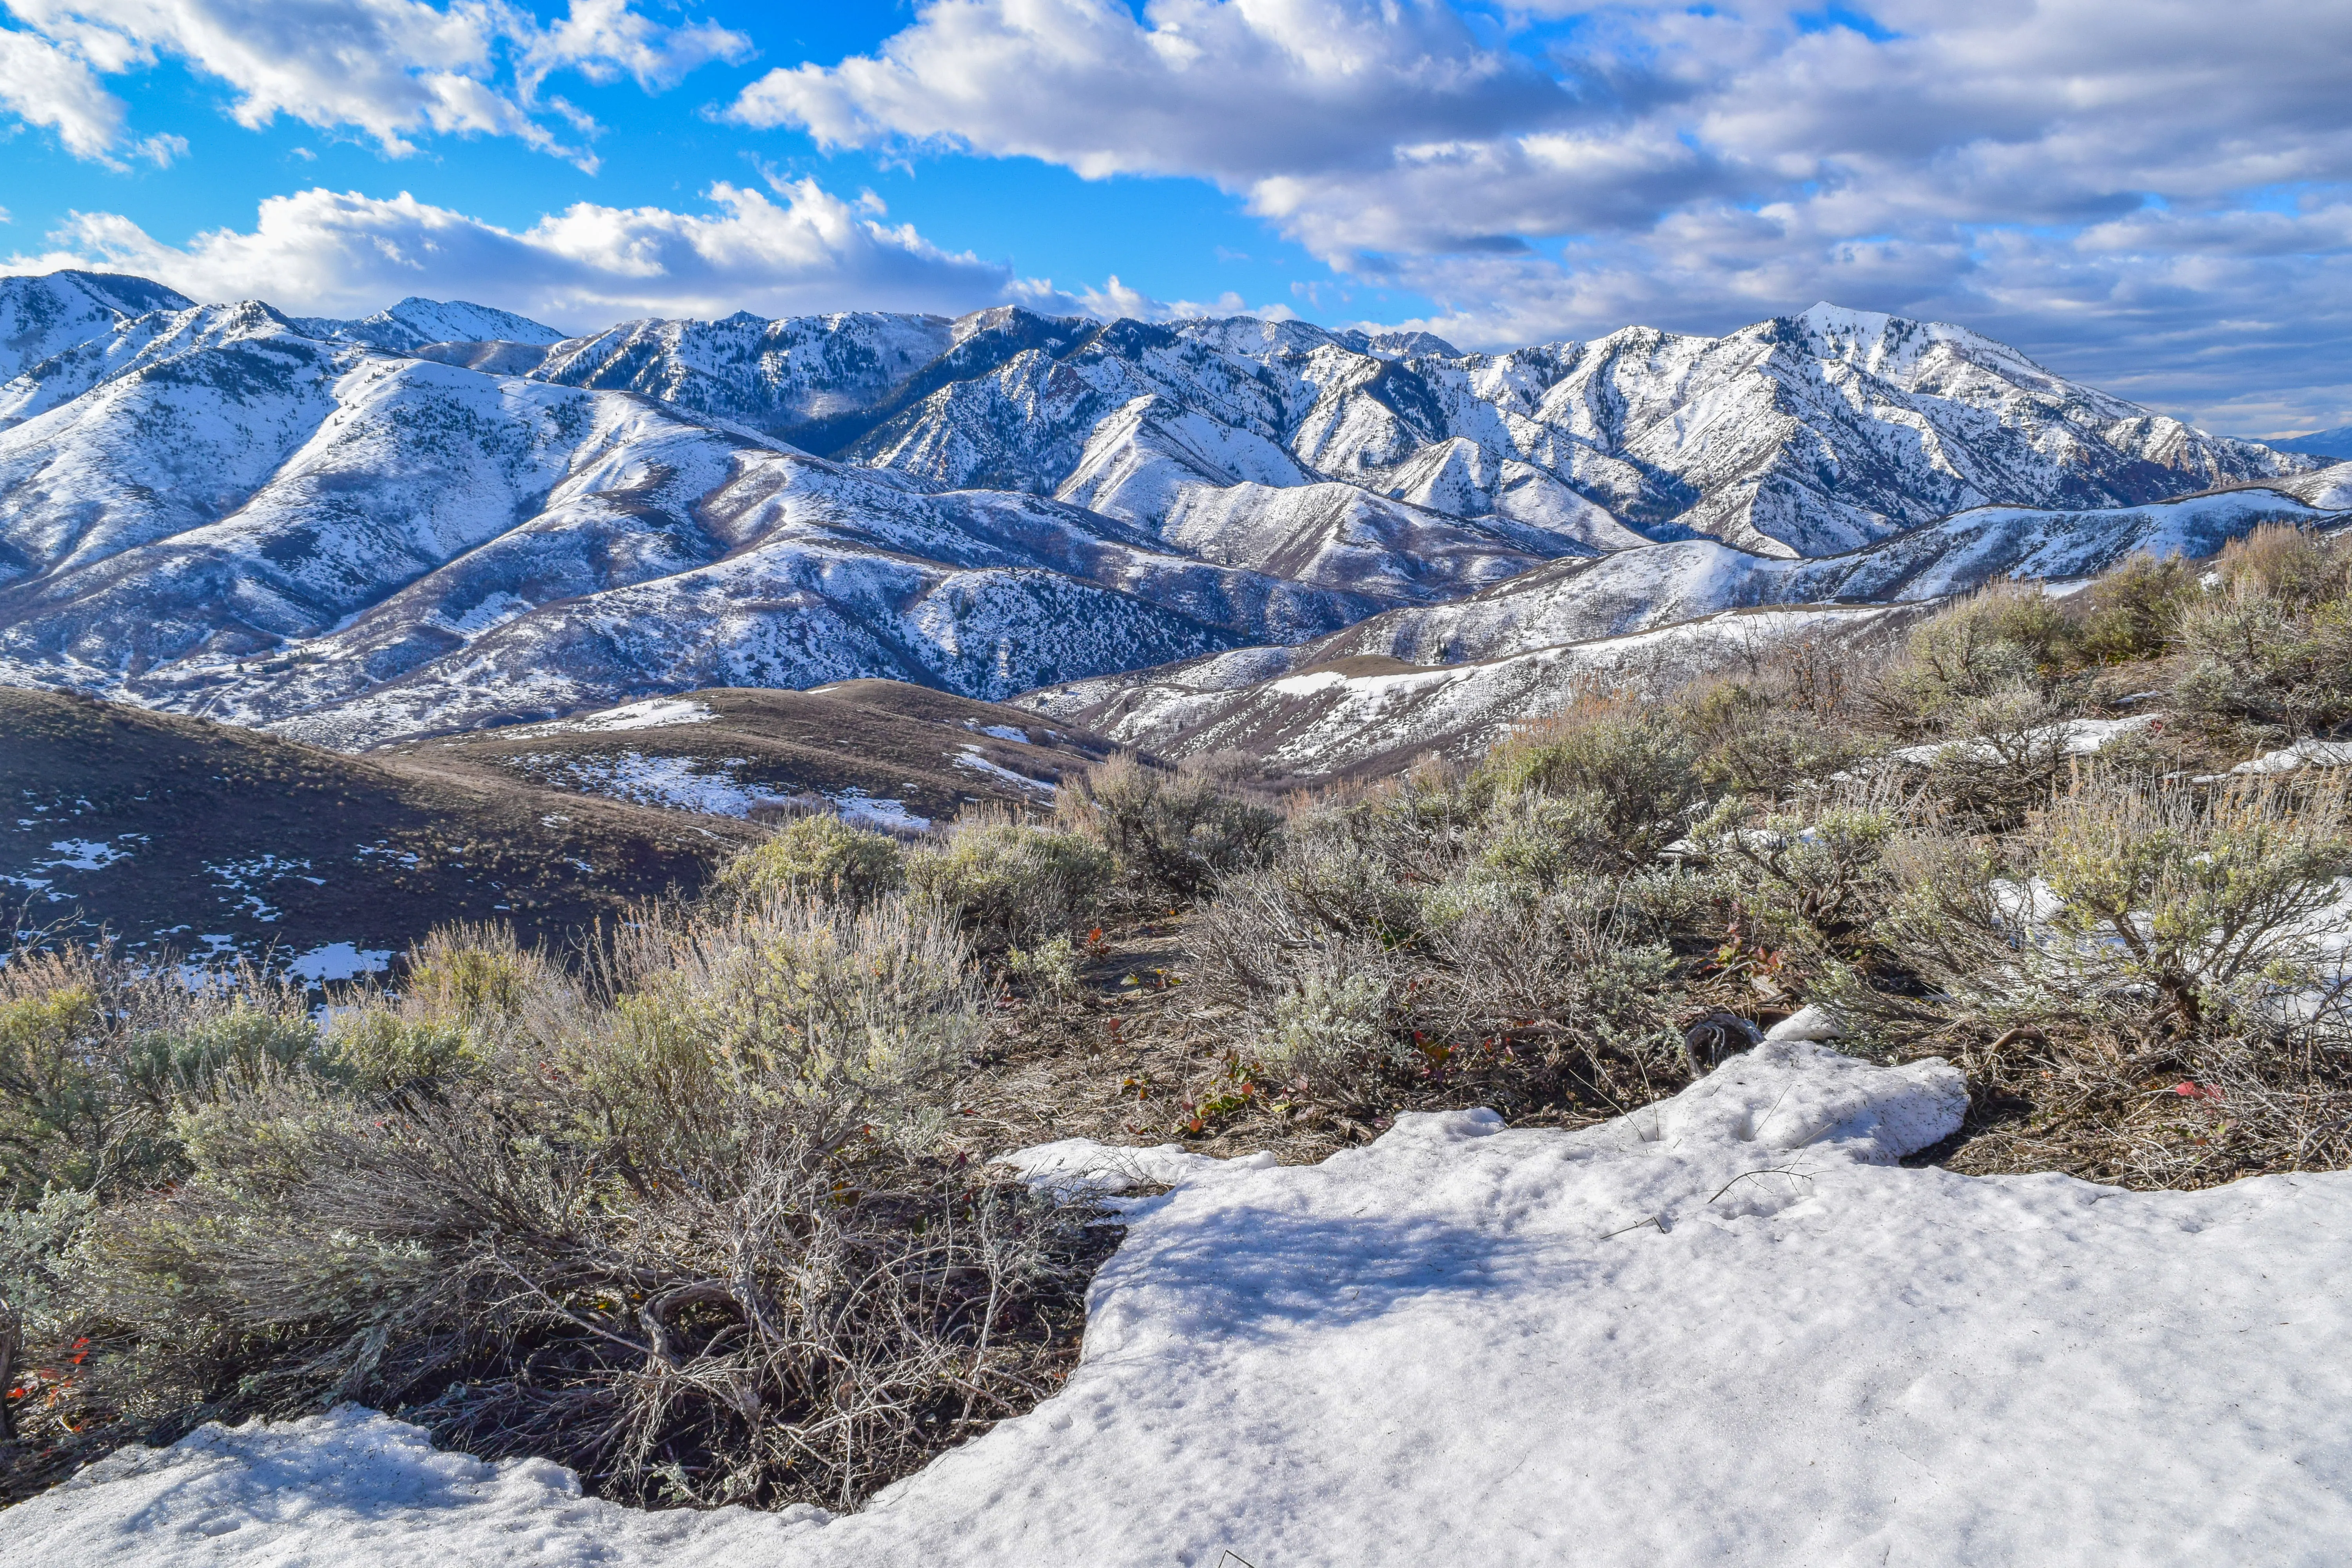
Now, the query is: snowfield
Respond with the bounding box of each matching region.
[20,1041,2350,1566]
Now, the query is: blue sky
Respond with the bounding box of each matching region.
[0,2,1381,325]
[4,1,2350,433]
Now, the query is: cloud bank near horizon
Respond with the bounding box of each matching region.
[3,181,1064,330]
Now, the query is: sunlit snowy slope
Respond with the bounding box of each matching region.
[1021,486,2346,773]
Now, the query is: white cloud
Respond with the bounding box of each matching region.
[728,0,2352,426]
[4,180,1046,327]
[729,0,1577,187]
[0,20,179,164]
[1074,272,1295,324]
[0,0,750,168]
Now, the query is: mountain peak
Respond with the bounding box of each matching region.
[0,269,198,380]
[292,297,566,353]
[1798,301,1896,339]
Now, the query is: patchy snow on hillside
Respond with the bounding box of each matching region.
[1027,604,1919,774]
[284,943,395,983]
[20,1041,2351,1567]
[518,697,719,734]
[1310,488,2343,669]
[829,790,930,832]
[949,744,1058,793]
[513,752,792,818]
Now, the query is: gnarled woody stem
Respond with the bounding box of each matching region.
[638,1281,764,1420]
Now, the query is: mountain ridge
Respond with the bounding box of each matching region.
[0,267,2325,750]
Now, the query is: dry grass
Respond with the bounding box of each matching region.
[4,898,1112,1512]
[16,539,2352,1513]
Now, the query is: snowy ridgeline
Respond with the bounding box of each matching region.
[2,270,2337,748]
[20,1042,2352,1566]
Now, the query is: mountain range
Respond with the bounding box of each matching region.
[0,266,2340,755]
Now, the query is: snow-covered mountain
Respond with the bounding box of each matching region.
[293,297,568,354]
[0,268,2326,748]
[532,300,2308,558]
[0,270,194,381]
[1294,487,2339,668]
[2255,426,2352,460]
[2279,461,2352,511]
[1019,487,2346,774]
[0,300,1418,745]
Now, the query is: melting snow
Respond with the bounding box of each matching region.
[519,752,788,817]
[949,745,1057,794]
[519,753,933,830]
[41,837,132,870]
[519,698,719,735]
[19,1041,2352,1566]
[829,790,931,832]
[2232,738,2352,775]
[284,943,395,984]
[200,855,314,922]
[438,592,535,638]
[1889,713,2161,766]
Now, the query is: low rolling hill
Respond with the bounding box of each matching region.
[378,681,1117,832]
[2,682,1118,975]
[2,687,753,975]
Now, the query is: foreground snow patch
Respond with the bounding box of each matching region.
[19,1042,2352,1567]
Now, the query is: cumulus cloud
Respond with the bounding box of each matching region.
[0,0,750,168]
[4,181,1041,327]
[0,20,180,164]
[729,0,2352,426]
[731,0,1576,196]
